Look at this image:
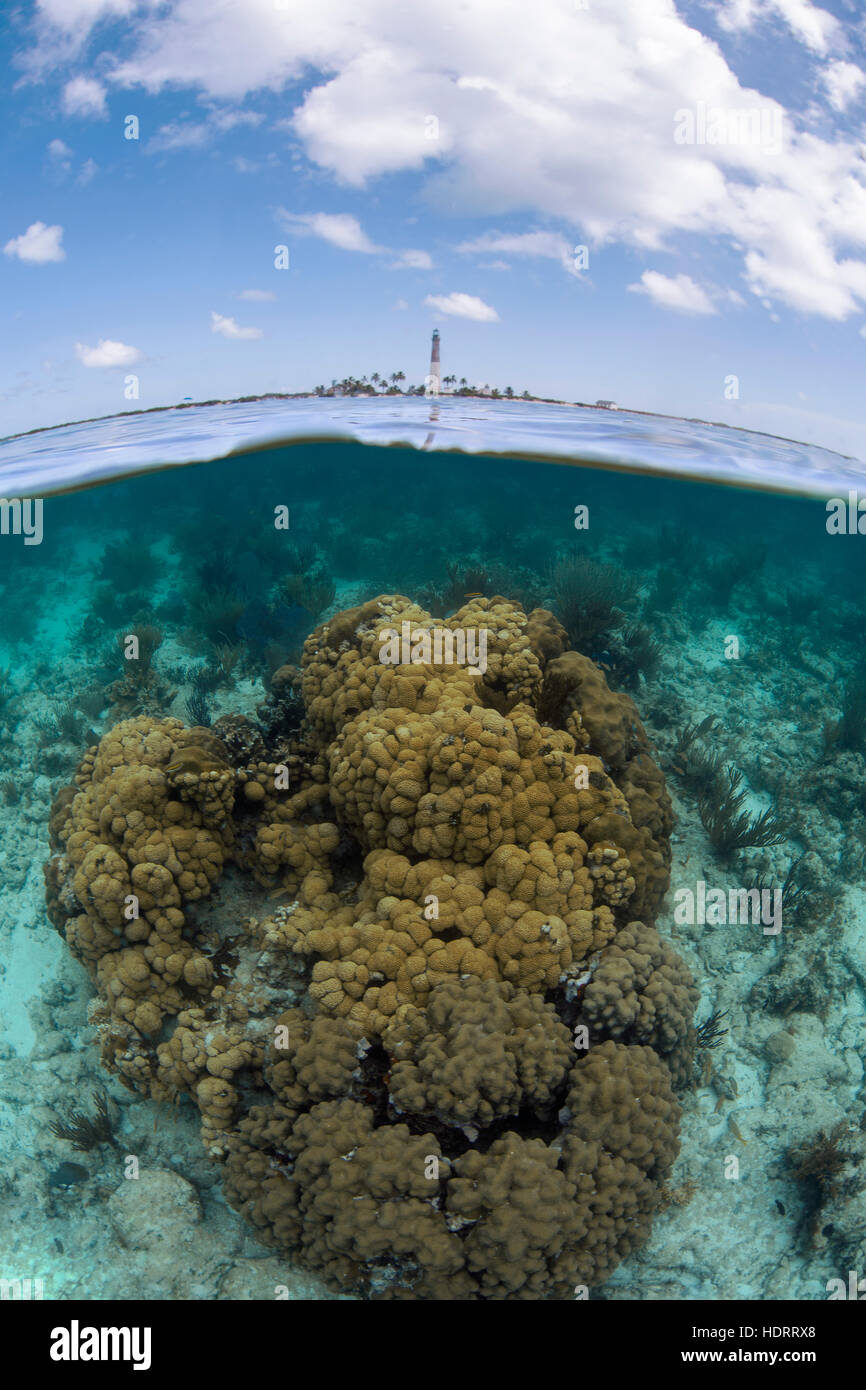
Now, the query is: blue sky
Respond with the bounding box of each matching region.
[2,0,866,458]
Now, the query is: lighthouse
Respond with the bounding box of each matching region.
[428,328,441,396]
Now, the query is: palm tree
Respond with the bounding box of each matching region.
[395,371,406,389]
[459,377,468,392]
[504,385,514,398]
[371,373,381,388]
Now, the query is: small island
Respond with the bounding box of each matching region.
[310,373,540,400]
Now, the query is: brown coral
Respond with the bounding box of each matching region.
[46,593,692,1299]
[384,977,573,1127]
[581,921,699,1084]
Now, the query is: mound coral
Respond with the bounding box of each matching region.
[46,593,695,1299]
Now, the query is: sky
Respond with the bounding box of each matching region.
[2,0,866,458]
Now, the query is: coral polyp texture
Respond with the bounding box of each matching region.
[45,594,696,1299]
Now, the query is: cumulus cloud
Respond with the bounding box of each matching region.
[629,271,717,314]
[278,210,383,253]
[4,221,66,262]
[716,0,840,56]
[25,0,866,321]
[37,0,134,34]
[278,210,429,265]
[75,338,141,366]
[148,122,211,152]
[390,248,433,269]
[457,231,582,276]
[147,109,263,152]
[821,61,865,113]
[210,311,262,339]
[47,137,73,162]
[211,109,263,131]
[62,75,107,117]
[424,291,499,321]
[238,288,275,301]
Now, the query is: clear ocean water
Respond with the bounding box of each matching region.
[2,397,865,1302]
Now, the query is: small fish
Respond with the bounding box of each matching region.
[166,745,229,775]
[728,1117,748,1145]
[48,1161,89,1189]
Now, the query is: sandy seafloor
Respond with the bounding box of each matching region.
[1,464,865,1301]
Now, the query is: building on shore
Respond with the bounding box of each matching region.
[428,329,441,396]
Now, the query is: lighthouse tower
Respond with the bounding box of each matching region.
[428,328,441,396]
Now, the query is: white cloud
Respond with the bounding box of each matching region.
[147,110,261,152]
[148,121,210,152]
[821,61,865,113]
[424,291,499,321]
[47,138,73,161]
[4,221,66,263]
[390,248,433,269]
[210,311,262,340]
[36,0,134,34]
[628,271,717,314]
[77,157,98,184]
[238,289,275,301]
[278,211,427,265]
[211,109,263,131]
[62,75,107,118]
[716,0,840,55]
[25,0,866,321]
[393,298,409,310]
[75,338,141,366]
[458,231,581,275]
[278,210,383,253]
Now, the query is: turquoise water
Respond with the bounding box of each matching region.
[2,401,866,1301]
[1,395,862,497]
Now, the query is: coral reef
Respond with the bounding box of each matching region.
[45,593,695,1299]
